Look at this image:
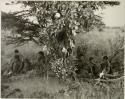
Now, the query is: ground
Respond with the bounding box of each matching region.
[1,27,124,99]
[1,71,124,99]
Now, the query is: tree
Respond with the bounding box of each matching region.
[2,1,120,78]
[3,1,120,57]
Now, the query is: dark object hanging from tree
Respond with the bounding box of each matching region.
[56,29,68,43]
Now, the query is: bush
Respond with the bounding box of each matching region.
[50,58,76,80]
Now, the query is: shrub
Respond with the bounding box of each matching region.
[50,58,76,80]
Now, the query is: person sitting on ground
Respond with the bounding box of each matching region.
[88,57,98,78]
[78,55,89,78]
[22,58,31,73]
[10,49,24,75]
[35,51,47,76]
[100,56,111,78]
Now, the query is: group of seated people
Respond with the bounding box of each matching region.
[75,55,112,79]
[8,49,112,79]
[9,49,47,76]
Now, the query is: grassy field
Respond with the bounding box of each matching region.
[1,74,124,99]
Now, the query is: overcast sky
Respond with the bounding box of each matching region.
[0,1,125,27]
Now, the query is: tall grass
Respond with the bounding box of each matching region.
[2,75,123,99]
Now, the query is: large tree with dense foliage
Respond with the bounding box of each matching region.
[3,1,120,50]
[2,1,121,78]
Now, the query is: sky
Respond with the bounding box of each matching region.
[101,1,125,27]
[0,0,125,27]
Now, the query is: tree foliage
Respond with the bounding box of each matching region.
[2,1,120,59]
[3,1,120,47]
[2,1,121,79]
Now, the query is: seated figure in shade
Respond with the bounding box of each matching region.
[35,51,47,77]
[10,49,24,75]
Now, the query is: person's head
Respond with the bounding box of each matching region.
[38,51,44,58]
[103,56,108,62]
[14,49,19,53]
[89,57,94,62]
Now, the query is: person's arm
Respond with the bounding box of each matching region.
[20,54,24,62]
[18,54,24,72]
[89,65,93,74]
[9,57,14,72]
[107,61,111,73]
[100,63,105,73]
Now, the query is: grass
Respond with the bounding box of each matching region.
[1,74,124,99]
[1,27,124,99]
